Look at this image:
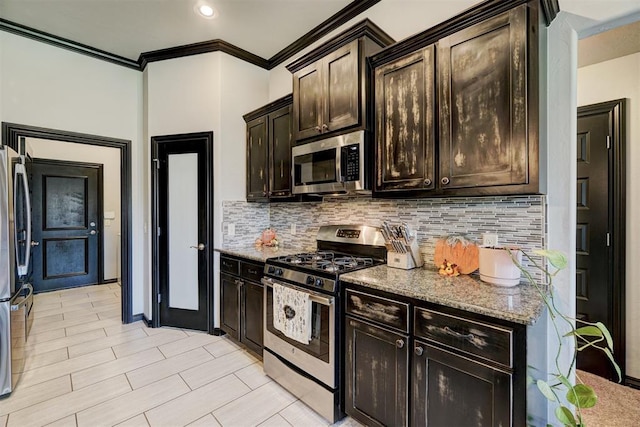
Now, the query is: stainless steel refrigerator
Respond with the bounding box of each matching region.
[0,143,34,398]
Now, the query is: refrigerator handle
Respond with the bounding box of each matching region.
[14,162,31,277]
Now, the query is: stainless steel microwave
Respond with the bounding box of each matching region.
[292,130,370,195]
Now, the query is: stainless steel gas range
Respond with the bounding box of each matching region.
[262,225,386,423]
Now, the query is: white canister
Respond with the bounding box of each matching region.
[478,246,522,287]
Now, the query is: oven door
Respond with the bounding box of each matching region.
[262,277,335,388]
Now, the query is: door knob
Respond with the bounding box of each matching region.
[190,243,206,251]
[88,230,97,235]
[31,240,40,247]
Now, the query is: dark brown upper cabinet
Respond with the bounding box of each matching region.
[287,20,394,143]
[438,4,535,192]
[370,1,541,198]
[374,46,435,193]
[244,95,294,202]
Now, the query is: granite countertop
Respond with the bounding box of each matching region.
[215,245,311,263]
[340,265,546,325]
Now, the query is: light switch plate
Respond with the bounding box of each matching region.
[228,223,235,236]
[291,224,297,235]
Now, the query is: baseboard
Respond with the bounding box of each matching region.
[212,327,226,336]
[101,278,119,284]
[132,313,153,327]
[625,376,640,390]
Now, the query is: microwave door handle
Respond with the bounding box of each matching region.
[14,162,32,276]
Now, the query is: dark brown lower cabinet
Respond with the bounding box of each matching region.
[411,340,512,427]
[241,279,263,355]
[220,272,240,340]
[345,316,409,427]
[219,255,264,357]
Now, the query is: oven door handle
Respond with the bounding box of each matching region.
[261,277,334,306]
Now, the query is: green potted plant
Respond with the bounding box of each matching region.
[508,249,621,427]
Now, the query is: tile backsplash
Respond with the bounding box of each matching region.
[222,195,546,281]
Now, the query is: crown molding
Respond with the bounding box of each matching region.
[0,18,141,70]
[268,0,381,69]
[139,39,270,70]
[540,0,560,26]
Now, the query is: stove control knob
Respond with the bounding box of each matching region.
[276,269,283,276]
[267,266,275,274]
[306,275,315,285]
[315,278,324,288]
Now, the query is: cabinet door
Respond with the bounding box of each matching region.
[293,62,323,141]
[412,340,512,427]
[375,47,435,192]
[323,39,360,134]
[241,279,263,356]
[220,273,241,340]
[269,105,293,197]
[345,316,409,427]
[246,117,269,201]
[438,5,528,190]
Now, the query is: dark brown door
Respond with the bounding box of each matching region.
[293,62,323,141]
[412,340,512,427]
[246,117,268,201]
[269,104,293,198]
[345,317,408,427]
[375,47,435,193]
[240,279,263,355]
[576,102,625,380]
[438,5,528,190]
[153,132,213,332]
[323,39,360,133]
[31,160,102,292]
[220,273,240,340]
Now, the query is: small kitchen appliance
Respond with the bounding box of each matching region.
[262,224,386,423]
[1,142,34,398]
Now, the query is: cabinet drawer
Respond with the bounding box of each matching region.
[220,257,240,275]
[414,308,513,368]
[345,289,409,333]
[241,261,264,282]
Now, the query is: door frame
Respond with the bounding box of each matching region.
[151,131,214,332]
[577,98,626,379]
[2,122,134,323]
[31,158,105,286]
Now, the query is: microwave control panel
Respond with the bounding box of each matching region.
[341,144,360,182]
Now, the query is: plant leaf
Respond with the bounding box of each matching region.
[533,249,568,269]
[564,325,603,338]
[596,322,614,350]
[555,406,577,427]
[556,374,572,390]
[566,384,597,408]
[537,380,557,402]
[604,347,623,382]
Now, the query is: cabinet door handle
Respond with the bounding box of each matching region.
[443,326,475,342]
[248,268,258,275]
[322,124,329,131]
[441,177,450,185]
[424,178,432,186]
[395,339,405,349]
[315,126,322,132]
[414,346,424,356]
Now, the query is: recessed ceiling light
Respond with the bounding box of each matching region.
[195,3,217,19]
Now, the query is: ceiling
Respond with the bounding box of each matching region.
[0,0,639,66]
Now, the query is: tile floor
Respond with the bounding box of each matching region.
[0,284,360,427]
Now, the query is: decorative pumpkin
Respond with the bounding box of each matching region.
[433,235,479,274]
[256,228,278,247]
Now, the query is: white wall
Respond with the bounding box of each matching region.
[145,51,269,321]
[28,138,122,281]
[578,52,640,378]
[0,32,146,314]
